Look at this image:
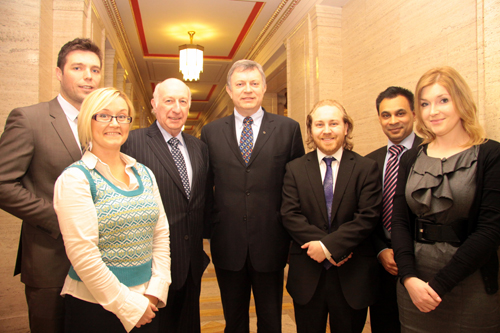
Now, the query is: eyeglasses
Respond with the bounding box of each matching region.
[92,113,133,124]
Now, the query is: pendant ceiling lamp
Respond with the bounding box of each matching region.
[179,31,204,81]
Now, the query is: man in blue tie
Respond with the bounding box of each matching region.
[201,60,304,333]
[281,99,382,333]
[365,86,421,333]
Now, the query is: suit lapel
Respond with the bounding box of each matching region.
[330,150,355,220]
[375,148,387,182]
[248,110,274,166]
[222,114,247,167]
[183,133,199,197]
[146,123,189,199]
[49,98,81,161]
[305,150,330,223]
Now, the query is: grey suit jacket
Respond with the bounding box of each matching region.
[281,149,382,308]
[201,110,304,272]
[0,98,81,288]
[365,134,423,253]
[121,122,210,290]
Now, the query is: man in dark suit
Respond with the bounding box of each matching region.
[121,78,210,333]
[0,38,102,333]
[365,86,421,333]
[200,59,304,332]
[281,99,382,333]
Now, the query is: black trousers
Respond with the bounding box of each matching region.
[159,267,202,333]
[369,266,400,333]
[64,294,159,333]
[25,285,65,333]
[293,267,367,333]
[215,255,284,333]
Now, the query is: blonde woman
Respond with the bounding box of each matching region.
[392,66,500,332]
[54,88,171,332]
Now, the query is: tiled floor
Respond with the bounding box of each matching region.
[199,240,372,333]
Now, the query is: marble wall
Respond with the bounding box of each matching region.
[284,0,500,155]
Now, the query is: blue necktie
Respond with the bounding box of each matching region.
[168,137,190,199]
[323,157,335,270]
[239,117,254,164]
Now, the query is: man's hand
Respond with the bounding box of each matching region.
[302,241,326,263]
[135,298,159,328]
[403,277,441,313]
[378,248,398,275]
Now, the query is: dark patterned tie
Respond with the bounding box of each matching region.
[323,157,335,270]
[168,137,190,199]
[239,117,254,164]
[382,145,404,232]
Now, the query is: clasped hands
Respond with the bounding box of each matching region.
[136,294,159,328]
[302,241,352,266]
[403,277,442,313]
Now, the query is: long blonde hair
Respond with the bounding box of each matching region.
[414,66,485,146]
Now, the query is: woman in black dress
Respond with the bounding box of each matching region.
[392,66,500,332]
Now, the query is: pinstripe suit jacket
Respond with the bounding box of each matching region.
[121,122,210,290]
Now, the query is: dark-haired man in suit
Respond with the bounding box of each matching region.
[121,78,210,333]
[281,99,382,333]
[0,38,102,333]
[201,59,304,332]
[366,86,422,333]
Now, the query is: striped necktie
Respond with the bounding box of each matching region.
[382,145,404,232]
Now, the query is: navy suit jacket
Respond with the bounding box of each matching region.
[200,110,304,272]
[121,122,210,290]
[281,149,382,308]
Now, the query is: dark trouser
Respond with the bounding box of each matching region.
[293,267,367,333]
[25,285,65,333]
[64,294,159,333]
[215,255,284,333]
[369,267,400,333]
[159,267,202,333]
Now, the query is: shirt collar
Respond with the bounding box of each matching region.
[57,94,79,122]
[234,107,264,128]
[81,150,137,170]
[317,147,344,165]
[388,131,415,152]
[156,121,186,147]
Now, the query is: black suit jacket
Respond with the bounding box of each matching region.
[200,111,304,272]
[121,122,210,290]
[281,149,382,308]
[365,135,423,253]
[0,98,80,288]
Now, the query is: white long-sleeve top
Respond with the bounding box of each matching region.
[54,151,171,332]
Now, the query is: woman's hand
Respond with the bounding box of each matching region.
[403,277,442,312]
[135,298,158,328]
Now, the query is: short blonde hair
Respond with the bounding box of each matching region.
[415,66,485,146]
[306,99,354,151]
[78,87,135,151]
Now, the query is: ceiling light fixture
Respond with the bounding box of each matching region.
[179,31,204,81]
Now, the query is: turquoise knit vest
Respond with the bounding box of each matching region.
[65,161,159,287]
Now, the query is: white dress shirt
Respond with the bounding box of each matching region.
[54,151,171,332]
[157,122,193,188]
[234,107,264,146]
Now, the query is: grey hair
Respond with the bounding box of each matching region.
[152,78,192,109]
[226,59,266,89]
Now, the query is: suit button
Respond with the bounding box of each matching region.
[246,169,250,173]
[323,225,328,230]
[246,191,250,196]
[184,235,189,240]
[243,215,247,221]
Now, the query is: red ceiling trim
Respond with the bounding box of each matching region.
[132,0,264,60]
